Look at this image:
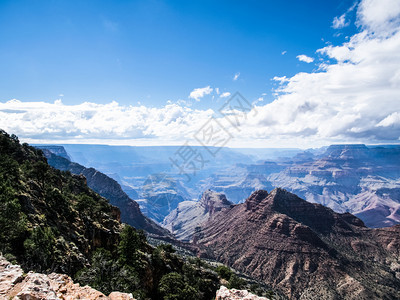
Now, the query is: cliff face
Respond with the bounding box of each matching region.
[194,188,400,299]
[41,149,171,238]
[162,190,232,241]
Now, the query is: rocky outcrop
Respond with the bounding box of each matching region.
[41,149,172,238]
[162,190,232,241]
[194,188,400,299]
[215,286,269,300]
[0,256,135,299]
[36,145,71,160]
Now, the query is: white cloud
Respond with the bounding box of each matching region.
[377,112,400,127]
[220,92,231,98]
[296,54,314,63]
[281,50,287,55]
[332,14,350,29]
[233,72,240,81]
[215,87,220,94]
[189,86,213,101]
[272,76,290,83]
[357,0,400,33]
[255,97,264,104]
[0,100,214,143]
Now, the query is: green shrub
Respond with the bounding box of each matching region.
[23,226,56,271]
[158,272,199,300]
[215,265,233,280]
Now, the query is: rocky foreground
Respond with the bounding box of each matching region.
[1,257,270,300]
[215,286,269,300]
[0,256,135,299]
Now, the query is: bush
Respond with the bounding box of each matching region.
[118,226,146,267]
[158,272,199,300]
[215,265,233,280]
[75,248,142,296]
[0,183,27,254]
[24,226,56,271]
[228,273,246,289]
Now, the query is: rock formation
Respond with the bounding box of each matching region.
[215,286,269,300]
[0,256,135,299]
[162,190,232,241]
[194,188,400,299]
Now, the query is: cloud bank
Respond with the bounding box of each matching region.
[1,0,400,147]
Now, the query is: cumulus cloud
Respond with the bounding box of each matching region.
[296,54,314,63]
[220,92,231,98]
[357,0,400,33]
[281,50,287,55]
[233,72,240,81]
[0,99,214,143]
[189,86,213,101]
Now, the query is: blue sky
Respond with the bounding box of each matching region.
[1,0,400,147]
[0,0,357,108]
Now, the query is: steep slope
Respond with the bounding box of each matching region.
[41,149,171,237]
[194,188,400,299]
[0,130,121,274]
[162,190,232,241]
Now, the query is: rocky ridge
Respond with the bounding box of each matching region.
[194,188,400,299]
[162,190,232,241]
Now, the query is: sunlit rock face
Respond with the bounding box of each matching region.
[162,190,232,241]
[194,189,400,299]
[215,286,270,300]
[0,256,135,300]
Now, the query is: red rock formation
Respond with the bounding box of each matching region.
[194,188,400,299]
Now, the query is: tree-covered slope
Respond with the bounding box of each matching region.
[0,130,121,274]
[1,130,274,299]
